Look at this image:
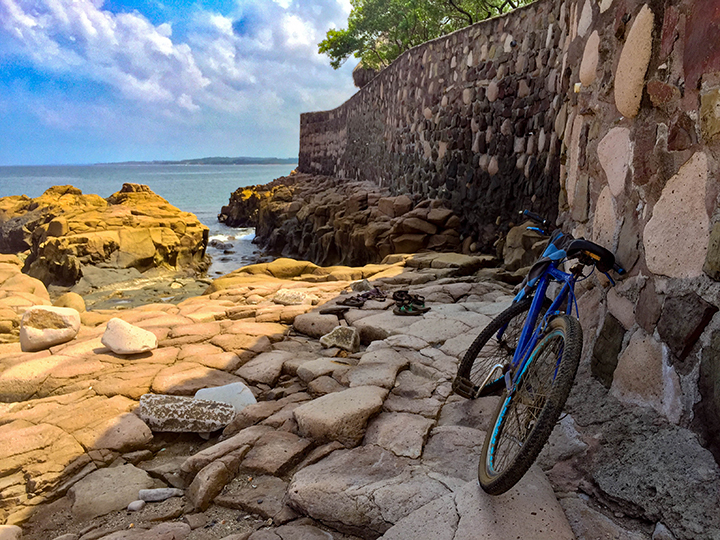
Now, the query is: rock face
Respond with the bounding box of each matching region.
[219,175,469,266]
[138,394,237,432]
[0,256,52,344]
[0,184,208,286]
[19,305,80,352]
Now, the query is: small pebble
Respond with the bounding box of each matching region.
[128,500,145,512]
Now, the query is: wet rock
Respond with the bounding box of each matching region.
[195,382,257,413]
[139,394,236,433]
[19,306,81,352]
[67,464,155,520]
[101,318,158,355]
[319,326,360,353]
[293,385,388,446]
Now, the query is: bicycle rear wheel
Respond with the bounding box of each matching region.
[453,297,546,399]
[478,315,582,495]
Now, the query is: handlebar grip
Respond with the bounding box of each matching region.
[521,210,549,227]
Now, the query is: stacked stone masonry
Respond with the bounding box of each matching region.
[300,0,720,537]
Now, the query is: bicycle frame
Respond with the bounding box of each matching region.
[502,264,578,393]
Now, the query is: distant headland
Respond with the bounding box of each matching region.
[108,156,297,166]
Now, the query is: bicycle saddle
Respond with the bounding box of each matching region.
[566,239,615,272]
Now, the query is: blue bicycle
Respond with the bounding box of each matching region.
[453,211,624,495]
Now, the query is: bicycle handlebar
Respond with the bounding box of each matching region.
[521,210,550,229]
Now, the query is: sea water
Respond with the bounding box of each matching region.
[0,163,297,276]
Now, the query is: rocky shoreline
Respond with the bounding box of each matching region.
[1,178,718,540]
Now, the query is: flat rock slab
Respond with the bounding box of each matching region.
[215,475,295,521]
[241,430,311,476]
[248,524,344,540]
[421,425,486,482]
[139,394,236,432]
[235,351,294,385]
[293,385,388,446]
[364,412,434,458]
[293,312,339,338]
[68,464,155,521]
[344,362,403,389]
[288,445,450,539]
[152,362,244,395]
[380,468,574,540]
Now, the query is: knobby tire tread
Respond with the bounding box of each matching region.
[478,315,583,495]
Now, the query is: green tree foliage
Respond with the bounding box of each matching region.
[319,0,530,70]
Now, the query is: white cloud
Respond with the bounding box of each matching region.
[0,0,358,162]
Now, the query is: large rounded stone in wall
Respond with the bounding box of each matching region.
[644,152,710,279]
[597,127,632,197]
[577,0,593,38]
[610,328,682,424]
[579,31,600,86]
[592,186,618,251]
[614,5,655,118]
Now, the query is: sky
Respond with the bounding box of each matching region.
[0,0,357,165]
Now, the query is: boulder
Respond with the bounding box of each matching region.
[53,292,86,313]
[138,394,236,433]
[293,312,340,338]
[19,306,81,352]
[319,326,360,352]
[102,318,158,355]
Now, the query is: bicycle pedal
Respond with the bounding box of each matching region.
[452,376,478,399]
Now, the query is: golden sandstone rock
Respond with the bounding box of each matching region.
[0,184,209,287]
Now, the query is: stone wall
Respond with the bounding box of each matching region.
[300,0,568,251]
[300,0,720,537]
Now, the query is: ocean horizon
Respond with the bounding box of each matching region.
[0,162,297,276]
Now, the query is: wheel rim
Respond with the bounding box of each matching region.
[486,328,565,477]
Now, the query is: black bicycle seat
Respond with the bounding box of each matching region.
[566,239,615,272]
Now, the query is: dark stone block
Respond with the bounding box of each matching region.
[704,223,720,280]
[668,113,698,151]
[658,293,718,364]
[636,279,662,334]
[591,314,626,388]
[684,0,720,91]
[693,329,720,462]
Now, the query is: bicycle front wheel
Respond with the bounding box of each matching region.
[453,297,547,399]
[478,315,582,495]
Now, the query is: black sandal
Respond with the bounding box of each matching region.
[338,295,366,307]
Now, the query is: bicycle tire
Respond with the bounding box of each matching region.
[478,314,582,495]
[453,297,548,399]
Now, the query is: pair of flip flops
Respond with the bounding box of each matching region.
[392,290,430,316]
[338,287,387,307]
